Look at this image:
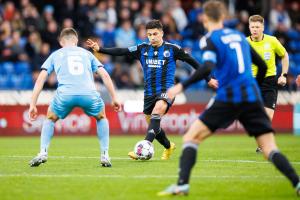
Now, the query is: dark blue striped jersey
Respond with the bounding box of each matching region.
[127,42,200,96]
[200,28,262,103]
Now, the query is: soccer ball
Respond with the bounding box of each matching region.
[134,140,154,160]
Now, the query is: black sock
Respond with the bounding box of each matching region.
[155,128,170,149]
[177,142,198,185]
[269,150,299,187]
[145,114,161,142]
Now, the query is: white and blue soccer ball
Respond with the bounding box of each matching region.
[134,140,154,160]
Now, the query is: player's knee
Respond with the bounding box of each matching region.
[46,112,58,122]
[183,133,199,144]
[95,110,106,120]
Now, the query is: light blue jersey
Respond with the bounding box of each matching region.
[41,46,102,95]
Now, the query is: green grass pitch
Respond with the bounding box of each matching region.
[0,134,299,200]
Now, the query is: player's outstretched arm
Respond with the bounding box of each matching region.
[86,39,130,56]
[278,52,289,86]
[29,70,48,121]
[97,67,122,112]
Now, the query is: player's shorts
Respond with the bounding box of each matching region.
[143,93,175,115]
[50,91,104,119]
[199,100,274,137]
[259,76,278,110]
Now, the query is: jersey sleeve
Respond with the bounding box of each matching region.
[89,51,103,73]
[41,53,54,75]
[272,37,286,57]
[127,43,143,59]
[200,36,217,64]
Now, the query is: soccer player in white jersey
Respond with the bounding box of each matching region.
[28,28,121,167]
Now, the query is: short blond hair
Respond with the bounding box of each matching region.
[249,15,264,24]
[59,28,78,40]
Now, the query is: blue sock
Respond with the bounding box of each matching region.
[40,119,55,154]
[96,118,109,155]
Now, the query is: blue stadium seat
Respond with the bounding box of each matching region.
[294,53,300,63]
[289,40,300,52]
[289,54,294,62]
[0,75,12,89]
[192,40,200,51]
[2,62,15,74]
[287,29,299,40]
[10,74,33,90]
[182,39,194,49]
[191,50,202,63]
[15,62,31,74]
[23,74,33,89]
[0,63,4,75]
[11,74,23,89]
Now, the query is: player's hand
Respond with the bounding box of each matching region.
[278,75,287,86]
[86,39,100,52]
[167,83,183,99]
[208,78,218,89]
[28,105,38,121]
[112,99,122,112]
[296,75,300,87]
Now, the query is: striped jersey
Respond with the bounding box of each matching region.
[200,28,262,103]
[127,42,198,96]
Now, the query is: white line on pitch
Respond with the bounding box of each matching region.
[1,155,300,165]
[0,174,286,179]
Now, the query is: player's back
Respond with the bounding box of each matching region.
[204,28,261,103]
[42,46,100,95]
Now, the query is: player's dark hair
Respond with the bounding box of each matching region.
[59,28,78,40]
[146,20,163,30]
[249,15,264,24]
[203,0,227,22]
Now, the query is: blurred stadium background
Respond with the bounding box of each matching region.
[0,0,300,199]
[0,0,300,135]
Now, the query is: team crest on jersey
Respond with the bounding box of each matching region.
[163,50,170,57]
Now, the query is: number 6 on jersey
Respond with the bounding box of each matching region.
[68,56,84,75]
